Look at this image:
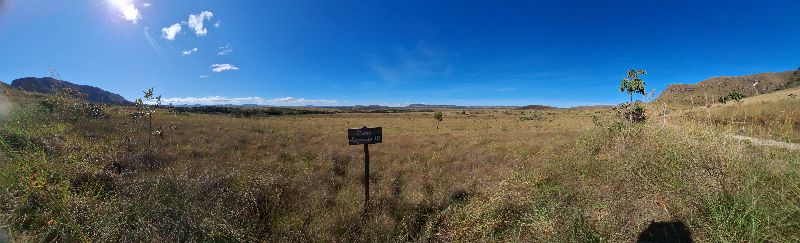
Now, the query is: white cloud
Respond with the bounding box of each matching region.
[217,44,233,55]
[187,11,213,36]
[211,64,239,72]
[161,23,182,40]
[214,20,221,28]
[112,0,141,23]
[181,47,198,56]
[142,2,151,7]
[199,74,209,78]
[160,96,338,106]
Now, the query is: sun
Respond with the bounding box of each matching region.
[109,0,141,23]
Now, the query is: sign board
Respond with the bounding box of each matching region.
[348,127,382,145]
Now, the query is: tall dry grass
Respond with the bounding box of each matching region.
[1,96,798,241]
[681,87,800,143]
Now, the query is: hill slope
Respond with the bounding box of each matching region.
[787,67,800,89]
[654,70,796,106]
[10,77,131,105]
[681,86,800,143]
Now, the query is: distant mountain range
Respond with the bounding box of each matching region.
[10,77,131,105]
[407,104,519,109]
[9,67,797,109]
[515,105,559,110]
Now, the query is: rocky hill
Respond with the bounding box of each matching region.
[10,77,131,105]
[654,70,796,106]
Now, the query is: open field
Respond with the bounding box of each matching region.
[4,1,800,241]
[1,87,799,242]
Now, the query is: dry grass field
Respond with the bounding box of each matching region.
[679,86,800,143]
[1,87,799,242]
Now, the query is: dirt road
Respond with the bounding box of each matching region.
[730,135,800,150]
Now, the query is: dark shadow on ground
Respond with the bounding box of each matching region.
[637,221,692,243]
[0,227,8,242]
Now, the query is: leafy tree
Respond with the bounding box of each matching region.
[620,69,647,103]
[618,69,647,123]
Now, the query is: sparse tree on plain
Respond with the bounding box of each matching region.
[135,87,162,158]
[620,69,647,103]
[434,111,443,122]
[618,69,648,123]
[434,111,443,129]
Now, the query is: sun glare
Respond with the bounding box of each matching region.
[110,0,140,23]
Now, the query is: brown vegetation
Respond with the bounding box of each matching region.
[1,87,799,242]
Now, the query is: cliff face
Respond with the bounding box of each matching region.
[10,77,131,105]
[654,71,795,105]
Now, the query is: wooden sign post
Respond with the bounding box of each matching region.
[348,126,382,214]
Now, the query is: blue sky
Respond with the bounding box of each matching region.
[1,0,798,107]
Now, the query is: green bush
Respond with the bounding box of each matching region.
[718,91,746,104]
[434,111,443,122]
[614,102,646,123]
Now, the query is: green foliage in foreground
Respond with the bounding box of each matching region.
[1,102,799,241]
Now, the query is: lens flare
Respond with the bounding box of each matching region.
[109,0,140,23]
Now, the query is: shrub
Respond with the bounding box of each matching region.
[718,91,746,104]
[434,111,443,122]
[39,88,108,121]
[614,102,646,123]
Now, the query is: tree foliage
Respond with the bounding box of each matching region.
[618,69,648,123]
[620,69,647,103]
[434,111,443,122]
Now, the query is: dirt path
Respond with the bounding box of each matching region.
[730,135,800,150]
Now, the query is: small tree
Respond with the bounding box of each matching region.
[620,69,647,103]
[618,69,647,123]
[433,111,443,129]
[134,87,162,157]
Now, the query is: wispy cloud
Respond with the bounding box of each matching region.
[143,27,166,60]
[214,20,221,28]
[199,74,209,78]
[181,47,198,56]
[369,41,453,83]
[112,0,141,23]
[161,23,181,40]
[142,2,151,7]
[211,64,239,72]
[217,44,233,55]
[187,11,213,36]
[160,96,338,106]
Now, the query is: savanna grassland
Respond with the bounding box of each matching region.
[1,87,799,242]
